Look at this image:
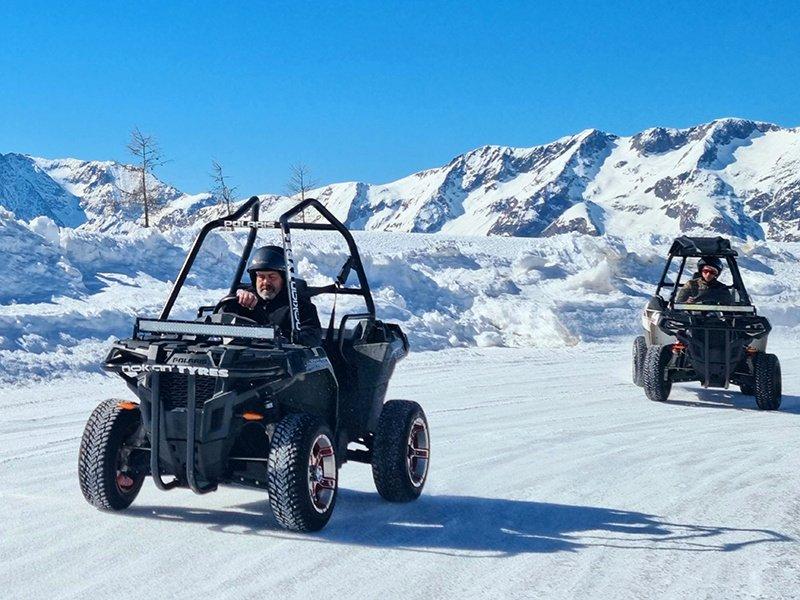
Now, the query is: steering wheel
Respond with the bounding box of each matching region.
[210,294,260,326]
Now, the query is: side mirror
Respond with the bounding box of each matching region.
[336,257,353,286]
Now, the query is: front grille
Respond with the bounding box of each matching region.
[160,373,218,410]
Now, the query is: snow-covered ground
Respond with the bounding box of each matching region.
[2,197,799,598]
[1,338,798,600]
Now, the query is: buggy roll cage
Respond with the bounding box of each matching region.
[653,236,753,309]
[649,237,769,390]
[158,196,376,343]
[119,197,379,494]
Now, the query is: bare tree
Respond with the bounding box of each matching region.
[286,163,318,222]
[122,127,166,228]
[210,160,237,214]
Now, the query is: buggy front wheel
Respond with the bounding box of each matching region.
[643,345,673,403]
[267,413,338,532]
[78,399,145,511]
[632,336,647,387]
[371,400,430,502]
[754,353,782,410]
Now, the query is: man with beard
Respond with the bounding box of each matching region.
[233,245,322,346]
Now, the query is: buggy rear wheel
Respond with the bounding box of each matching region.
[643,345,672,402]
[632,336,647,387]
[754,353,782,411]
[739,382,755,396]
[78,399,145,511]
[371,400,430,502]
[267,413,338,532]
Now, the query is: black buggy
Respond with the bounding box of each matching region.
[78,197,431,531]
[632,236,782,410]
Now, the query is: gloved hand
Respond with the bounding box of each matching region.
[236,289,259,309]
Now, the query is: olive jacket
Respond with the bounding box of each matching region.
[675,277,733,305]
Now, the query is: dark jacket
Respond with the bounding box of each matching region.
[236,285,322,346]
[675,276,733,305]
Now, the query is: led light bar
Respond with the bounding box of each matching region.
[673,304,755,313]
[137,318,275,339]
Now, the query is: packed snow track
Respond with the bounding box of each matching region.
[1,339,798,599]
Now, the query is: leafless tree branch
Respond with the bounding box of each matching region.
[120,127,167,227]
[286,163,318,223]
[211,160,237,215]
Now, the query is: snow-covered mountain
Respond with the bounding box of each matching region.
[0,154,86,227]
[2,118,799,240]
[32,156,191,231]
[309,119,800,241]
[0,154,187,231]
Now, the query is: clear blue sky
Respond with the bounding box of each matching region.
[2,1,798,195]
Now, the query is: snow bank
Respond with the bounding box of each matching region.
[0,210,86,303]
[1,212,799,384]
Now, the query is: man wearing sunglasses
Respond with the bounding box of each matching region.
[675,256,733,305]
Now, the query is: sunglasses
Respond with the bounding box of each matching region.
[701,267,719,274]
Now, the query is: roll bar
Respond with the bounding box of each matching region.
[159,197,376,342]
[160,196,260,320]
[654,244,754,309]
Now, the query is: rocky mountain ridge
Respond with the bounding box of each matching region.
[1,117,798,240]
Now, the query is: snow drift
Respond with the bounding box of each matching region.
[2,206,799,384]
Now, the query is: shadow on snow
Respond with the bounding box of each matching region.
[123,490,791,557]
[663,386,800,414]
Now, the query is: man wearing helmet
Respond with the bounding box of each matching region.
[233,245,322,346]
[675,256,733,305]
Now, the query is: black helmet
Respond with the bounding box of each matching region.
[697,256,724,274]
[247,245,286,278]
